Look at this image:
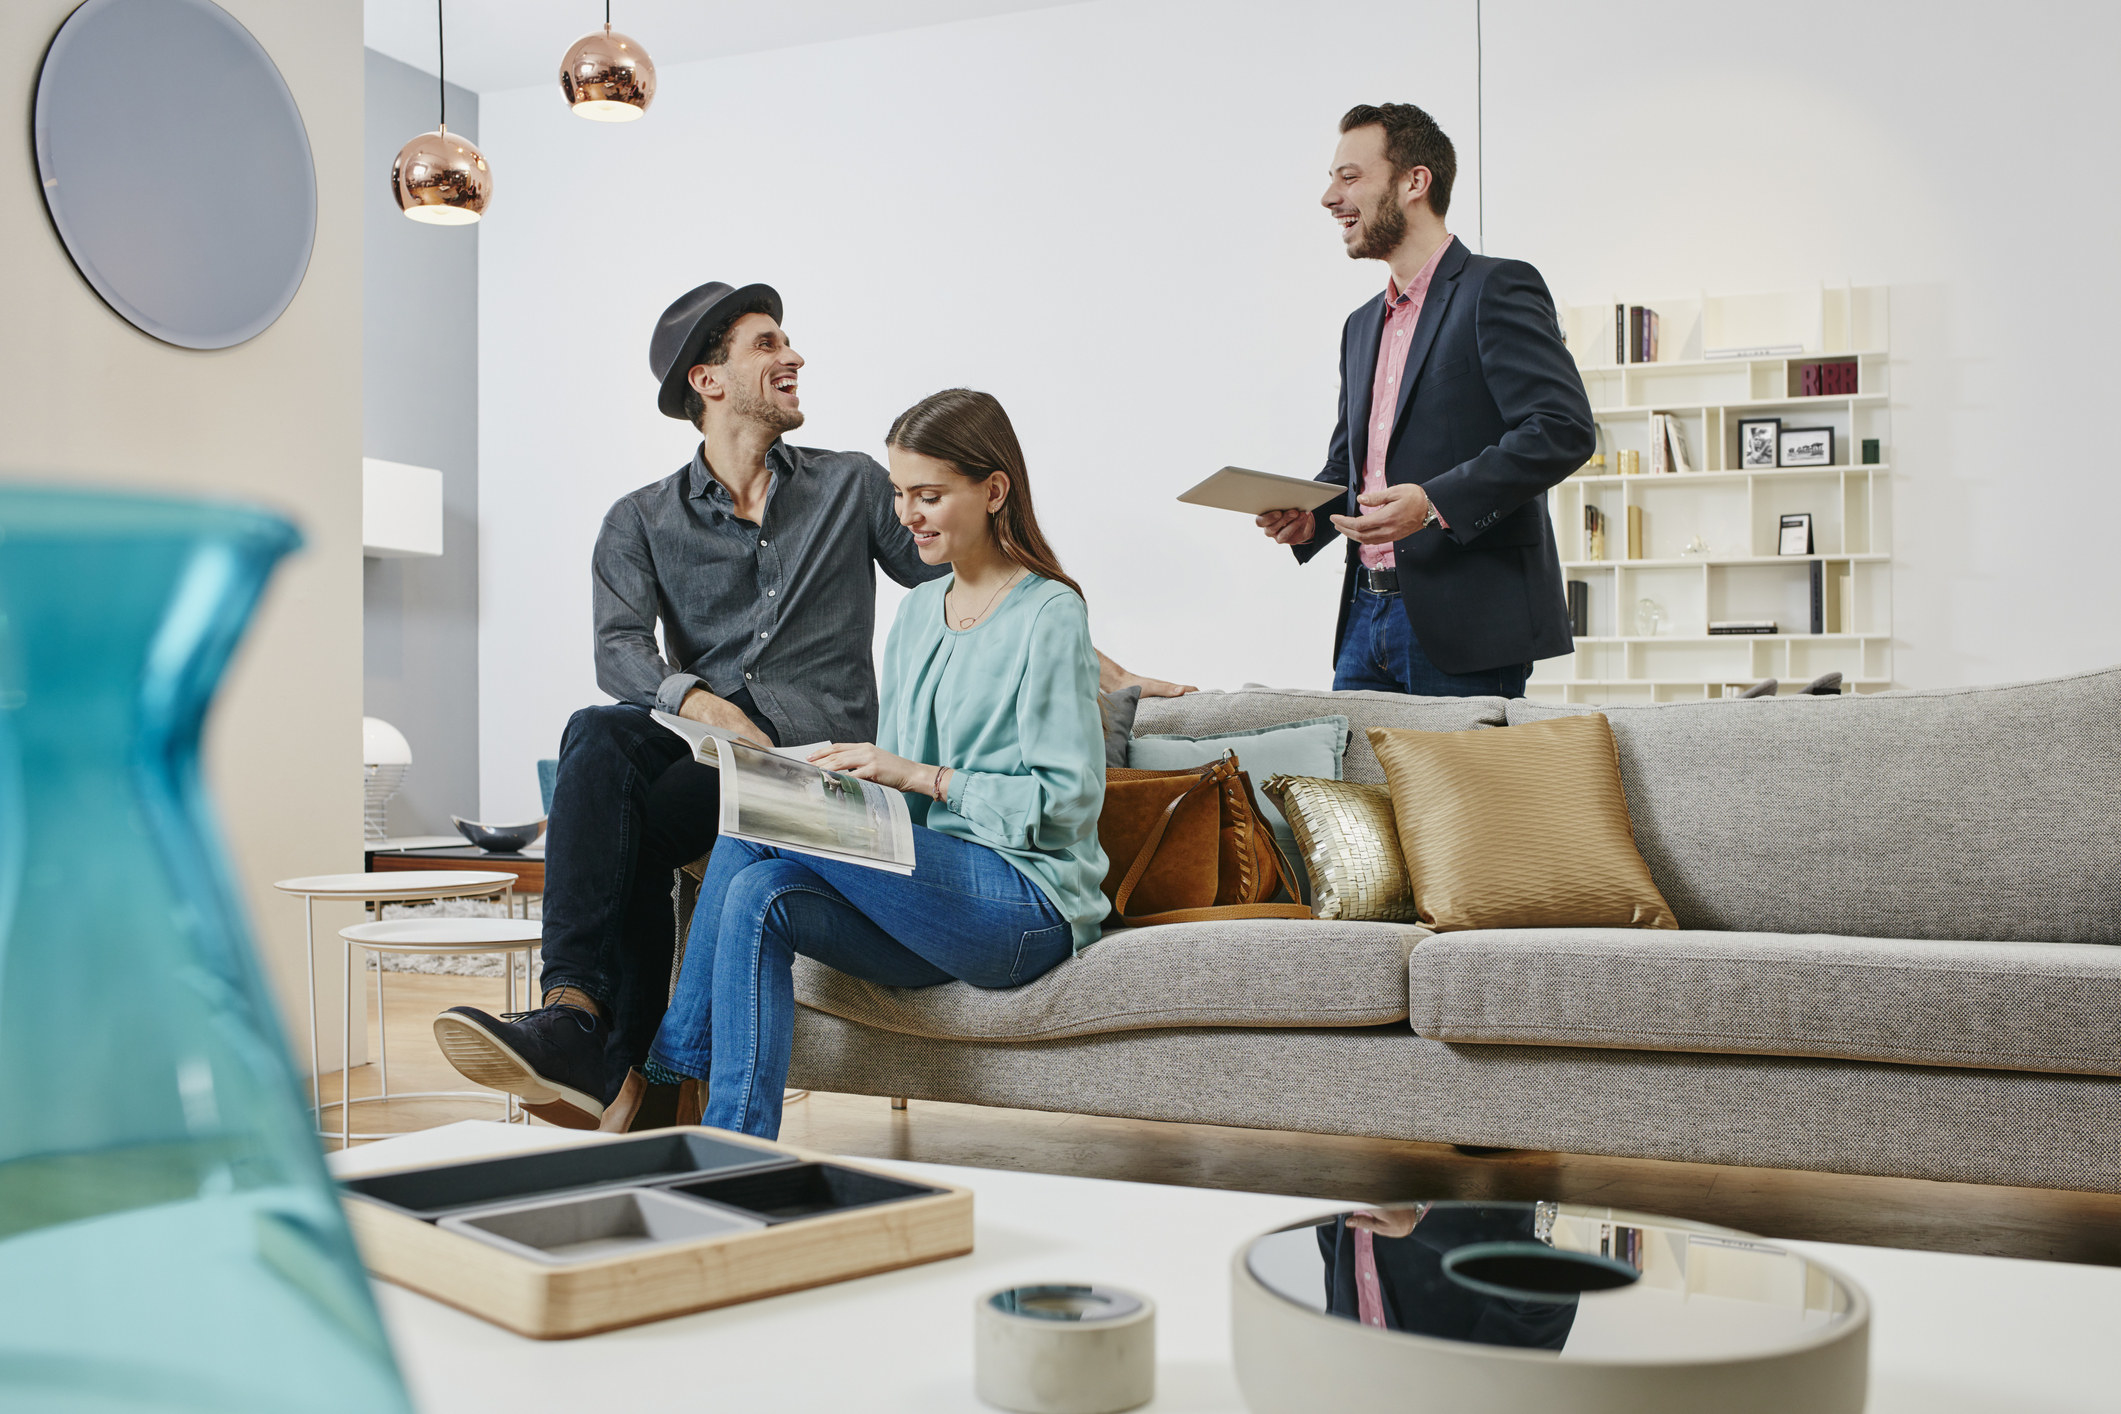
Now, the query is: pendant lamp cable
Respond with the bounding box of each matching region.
[436,0,447,131]
[606,0,612,25]
[1475,0,1484,254]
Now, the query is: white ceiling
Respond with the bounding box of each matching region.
[364,0,1086,93]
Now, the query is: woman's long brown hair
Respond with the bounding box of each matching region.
[886,388,1085,602]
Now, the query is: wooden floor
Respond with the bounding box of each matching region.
[330,973,2121,1268]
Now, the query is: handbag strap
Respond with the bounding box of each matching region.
[1232,766,1305,907]
[1116,901,1312,925]
[1111,756,1311,926]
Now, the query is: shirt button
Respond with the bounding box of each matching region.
[745,672,753,680]
[759,632,768,640]
[759,539,768,547]
[766,589,774,596]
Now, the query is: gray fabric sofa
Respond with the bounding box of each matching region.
[782,667,2121,1194]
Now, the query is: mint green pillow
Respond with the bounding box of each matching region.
[1127,716,1350,903]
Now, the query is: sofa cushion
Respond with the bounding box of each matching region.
[1408,927,2121,1077]
[1136,686,1504,785]
[792,918,1428,1041]
[1506,667,2121,943]
[1369,716,1677,932]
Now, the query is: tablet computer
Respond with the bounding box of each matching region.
[1176,466,1346,516]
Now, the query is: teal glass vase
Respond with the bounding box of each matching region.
[0,488,411,1412]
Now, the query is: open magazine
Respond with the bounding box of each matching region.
[652,712,917,875]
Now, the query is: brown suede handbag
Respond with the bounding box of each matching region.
[1098,752,1310,925]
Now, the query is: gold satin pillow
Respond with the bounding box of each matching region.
[1260,776,1420,922]
[1367,715,1678,932]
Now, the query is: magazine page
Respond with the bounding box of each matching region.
[715,739,917,875]
[651,710,829,769]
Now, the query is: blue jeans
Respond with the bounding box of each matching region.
[1333,588,1530,698]
[647,827,1073,1138]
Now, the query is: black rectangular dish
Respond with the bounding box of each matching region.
[341,1130,785,1220]
[666,1161,942,1224]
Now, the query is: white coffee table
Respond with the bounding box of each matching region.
[331,1124,2119,1413]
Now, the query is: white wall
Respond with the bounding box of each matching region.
[1481,0,2121,693]
[2,0,366,1072]
[478,0,2121,819]
[478,0,1477,817]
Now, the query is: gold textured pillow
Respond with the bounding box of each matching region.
[1260,776,1420,922]
[1367,715,1677,932]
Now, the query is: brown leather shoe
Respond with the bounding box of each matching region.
[597,1067,704,1133]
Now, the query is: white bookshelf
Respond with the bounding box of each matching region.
[1531,284,1892,703]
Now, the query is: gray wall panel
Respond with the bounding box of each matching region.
[362,48,481,835]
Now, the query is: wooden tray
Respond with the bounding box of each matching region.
[340,1128,973,1339]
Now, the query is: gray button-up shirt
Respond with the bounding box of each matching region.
[591,441,944,746]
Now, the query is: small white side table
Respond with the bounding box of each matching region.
[334,916,545,1147]
[274,871,516,1141]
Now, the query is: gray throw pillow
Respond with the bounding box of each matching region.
[1099,686,1141,769]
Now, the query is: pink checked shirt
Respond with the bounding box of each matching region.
[1357,238,1452,570]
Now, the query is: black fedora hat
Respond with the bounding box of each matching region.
[649,280,784,420]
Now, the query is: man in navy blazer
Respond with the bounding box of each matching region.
[1259,103,1594,697]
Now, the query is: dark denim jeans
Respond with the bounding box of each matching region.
[538,701,778,1082]
[649,829,1072,1138]
[1333,587,1530,699]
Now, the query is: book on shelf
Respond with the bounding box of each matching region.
[1823,561,1855,633]
[1648,415,1668,475]
[1614,304,1660,363]
[1566,579,1589,638]
[1709,620,1778,635]
[654,712,917,874]
[1799,359,1860,397]
[1663,415,1693,474]
[1810,560,1825,635]
[1705,343,1803,361]
[1625,505,1643,560]
[1583,504,1605,560]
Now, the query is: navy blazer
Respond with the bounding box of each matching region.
[1295,237,1594,676]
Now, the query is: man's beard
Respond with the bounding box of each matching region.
[1348,190,1406,261]
[730,381,804,436]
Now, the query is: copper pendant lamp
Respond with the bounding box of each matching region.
[561,1,657,122]
[392,0,492,224]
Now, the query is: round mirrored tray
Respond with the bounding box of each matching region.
[1233,1201,1868,1414]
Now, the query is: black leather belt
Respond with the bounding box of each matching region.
[1359,567,1400,595]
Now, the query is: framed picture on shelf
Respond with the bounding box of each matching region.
[1737,417,1780,469]
[1778,512,1814,556]
[1778,426,1835,467]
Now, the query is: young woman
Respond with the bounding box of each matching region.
[612,388,1110,1138]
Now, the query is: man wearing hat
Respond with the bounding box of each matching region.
[434,281,1186,1128]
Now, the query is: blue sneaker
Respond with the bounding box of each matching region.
[432,1002,617,1129]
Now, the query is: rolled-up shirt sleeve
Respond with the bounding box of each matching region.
[591,501,692,711]
[939,596,1104,852]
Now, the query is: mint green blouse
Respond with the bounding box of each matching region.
[878,574,1110,951]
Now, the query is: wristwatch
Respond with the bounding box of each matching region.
[1419,502,1440,532]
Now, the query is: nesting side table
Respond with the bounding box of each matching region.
[273,871,516,1143]
[335,916,544,1146]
